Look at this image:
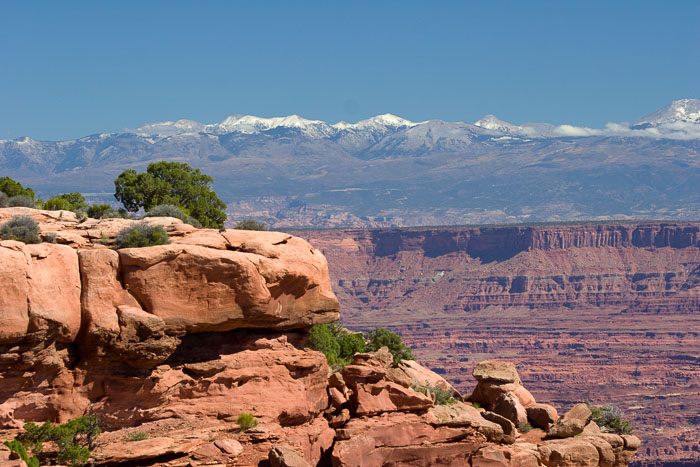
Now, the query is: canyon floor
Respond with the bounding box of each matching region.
[298,224,700,466]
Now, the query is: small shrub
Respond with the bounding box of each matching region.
[4,415,101,467]
[234,219,267,231]
[8,195,36,208]
[472,402,481,409]
[237,412,258,432]
[44,197,73,211]
[126,431,148,442]
[0,215,41,244]
[87,204,131,219]
[518,422,533,433]
[115,223,170,249]
[411,384,457,406]
[144,204,202,228]
[0,191,9,207]
[588,404,633,434]
[308,323,366,369]
[366,328,414,366]
[44,192,87,212]
[43,232,57,243]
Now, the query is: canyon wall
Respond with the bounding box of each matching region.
[298,223,700,465]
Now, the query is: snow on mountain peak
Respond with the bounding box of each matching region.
[205,114,332,136]
[634,98,700,127]
[336,113,416,132]
[473,115,521,132]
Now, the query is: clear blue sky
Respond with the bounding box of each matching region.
[1,1,698,141]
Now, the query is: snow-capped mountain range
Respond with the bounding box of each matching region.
[128,113,419,139]
[120,99,700,141]
[1,99,699,229]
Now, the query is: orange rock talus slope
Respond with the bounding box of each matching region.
[298,225,700,466]
[0,208,641,466]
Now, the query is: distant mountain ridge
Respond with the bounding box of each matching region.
[1,99,699,228]
[100,98,700,140]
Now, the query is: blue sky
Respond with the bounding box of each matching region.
[1,1,698,141]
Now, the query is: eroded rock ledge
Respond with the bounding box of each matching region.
[0,208,639,466]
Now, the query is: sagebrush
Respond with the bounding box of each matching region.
[588,404,633,434]
[411,384,458,406]
[115,223,170,249]
[8,195,36,208]
[144,204,202,228]
[0,215,41,244]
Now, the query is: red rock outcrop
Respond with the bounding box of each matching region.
[0,209,643,465]
[0,207,340,465]
[297,224,700,464]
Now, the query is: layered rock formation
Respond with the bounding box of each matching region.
[298,225,700,465]
[0,209,641,465]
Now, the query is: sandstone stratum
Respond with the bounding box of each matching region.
[0,208,640,466]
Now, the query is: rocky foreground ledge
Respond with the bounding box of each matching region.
[0,208,639,466]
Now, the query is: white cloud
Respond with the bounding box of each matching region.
[537,121,700,140]
[552,125,602,137]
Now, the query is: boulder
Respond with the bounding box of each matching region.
[582,436,615,467]
[94,437,204,464]
[547,403,591,438]
[332,412,486,466]
[481,411,517,444]
[472,360,520,384]
[329,408,351,428]
[427,402,504,443]
[540,438,599,467]
[119,243,339,332]
[329,387,347,409]
[354,381,433,416]
[493,393,528,426]
[0,241,81,345]
[527,403,559,430]
[398,359,460,396]
[214,438,243,456]
[269,445,313,467]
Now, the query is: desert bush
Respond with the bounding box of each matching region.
[115,223,170,249]
[234,219,267,231]
[0,215,41,243]
[237,412,258,432]
[518,422,533,433]
[144,204,202,228]
[471,402,481,409]
[308,323,366,369]
[588,404,633,434]
[44,197,72,211]
[0,191,9,207]
[411,384,457,406]
[3,415,101,467]
[126,431,148,442]
[45,192,87,212]
[87,204,130,219]
[8,195,36,208]
[366,328,414,366]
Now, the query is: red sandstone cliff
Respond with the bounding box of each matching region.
[0,209,642,466]
[298,225,700,465]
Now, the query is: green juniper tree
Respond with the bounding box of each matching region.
[114,162,226,228]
